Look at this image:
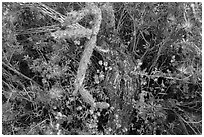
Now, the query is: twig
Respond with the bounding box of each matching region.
[16,25,60,35]
[172,109,189,135]
[116,6,126,33]
[22,2,66,23]
[2,62,42,88]
[27,119,48,134]
[148,36,170,73]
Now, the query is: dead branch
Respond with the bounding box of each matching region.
[21,2,66,23]
[2,62,42,88]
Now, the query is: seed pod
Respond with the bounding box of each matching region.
[96,102,110,109]
[79,88,95,107]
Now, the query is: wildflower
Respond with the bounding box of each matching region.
[74,40,80,45]
[76,106,83,110]
[97,112,101,116]
[96,69,100,73]
[90,109,94,115]
[154,78,158,82]
[94,74,100,84]
[137,59,142,66]
[99,73,105,81]
[109,66,112,70]
[104,61,108,67]
[98,60,103,65]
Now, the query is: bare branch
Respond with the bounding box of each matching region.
[2,62,42,88]
[16,25,60,35]
[22,2,66,23]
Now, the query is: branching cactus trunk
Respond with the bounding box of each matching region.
[65,3,105,109]
[73,35,97,96]
[72,3,110,109]
[72,3,102,97]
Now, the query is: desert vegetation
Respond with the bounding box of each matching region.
[2,2,202,135]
